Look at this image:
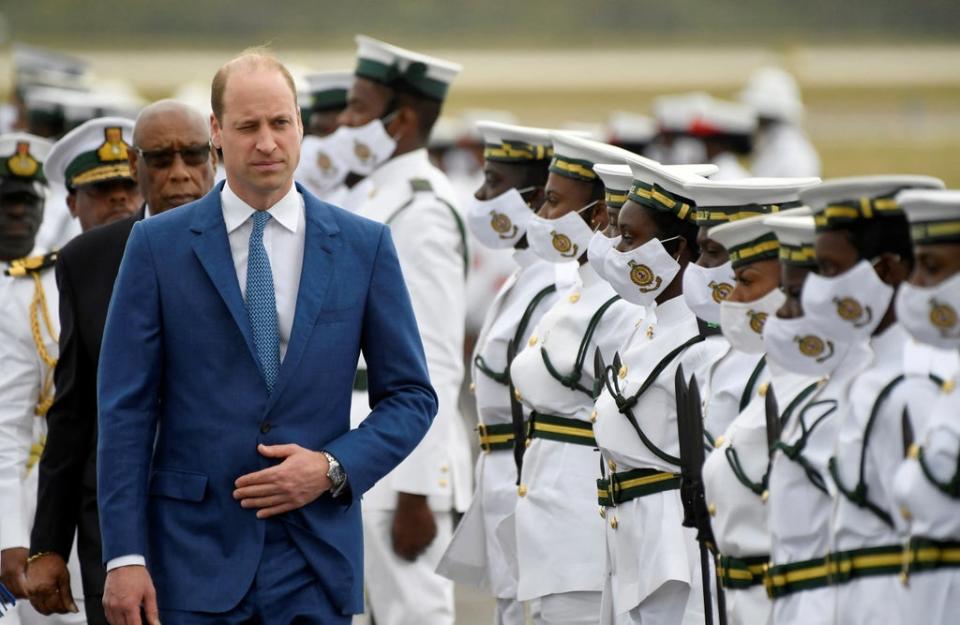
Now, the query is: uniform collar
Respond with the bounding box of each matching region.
[652,294,694,329]
[367,148,430,189]
[870,322,908,362]
[578,261,602,288]
[512,247,538,268]
[221,181,301,234]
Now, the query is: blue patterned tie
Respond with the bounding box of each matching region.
[245,211,281,392]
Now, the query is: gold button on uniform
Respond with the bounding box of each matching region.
[599,507,606,519]
[469,382,476,393]
[610,516,619,529]
[708,502,717,517]
[607,459,617,471]
[439,479,448,487]
[528,335,537,347]
[943,378,956,394]
[518,484,528,497]
[525,438,532,448]
[714,435,725,449]
[646,326,655,339]
[590,410,598,423]
[762,490,769,503]
[618,365,628,379]
[514,389,522,402]
[900,505,912,521]
[440,464,449,473]
[907,444,920,460]
[569,292,581,303]
[759,382,770,397]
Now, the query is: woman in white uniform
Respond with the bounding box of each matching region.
[701,208,821,625]
[589,154,729,625]
[508,133,642,625]
[892,189,960,625]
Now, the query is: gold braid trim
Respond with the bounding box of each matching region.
[29,272,58,417]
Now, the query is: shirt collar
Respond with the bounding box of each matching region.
[221,181,301,234]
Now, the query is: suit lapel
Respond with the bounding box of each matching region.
[266,185,340,410]
[190,185,261,371]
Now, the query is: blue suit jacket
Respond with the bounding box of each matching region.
[96,182,437,615]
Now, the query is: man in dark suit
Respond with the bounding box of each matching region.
[26,100,217,625]
[95,51,436,625]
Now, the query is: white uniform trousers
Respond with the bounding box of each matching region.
[494,597,525,625]
[362,509,454,625]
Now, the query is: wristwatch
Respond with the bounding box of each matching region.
[321,451,347,496]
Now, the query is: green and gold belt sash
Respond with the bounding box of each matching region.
[477,423,515,452]
[717,554,769,589]
[766,544,904,598]
[596,467,681,507]
[528,412,596,447]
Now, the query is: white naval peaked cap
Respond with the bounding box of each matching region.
[764,208,817,267]
[13,44,89,91]
[0,132,54,184]
[354,35,462,101]
[741,66,804,123]
[653,92,711,133]
[45,116,135,189]
[896,189,960,246]
[549,132,645,183]
[708,213,779,268]
[302,70,354,110]
[623,153,717,223]
[799,175,945,212]
[607,112,656,144]
[689,95,757,136]
[476,121,567,163]
[593,164,634,192]
[683,177,821,209]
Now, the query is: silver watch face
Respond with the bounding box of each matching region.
[326,457,345,485]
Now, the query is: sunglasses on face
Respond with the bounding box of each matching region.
[135,143,212,169]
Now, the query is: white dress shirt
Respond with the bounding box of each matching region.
[106,181,306,571]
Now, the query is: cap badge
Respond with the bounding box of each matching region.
[709,280,734,303]
[7,141,39,178]
[550,231,578,258]
[628,260,663,293]
[490,211,517,239]
[96,127,129,162]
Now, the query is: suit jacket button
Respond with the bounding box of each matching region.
[260,422,272,434]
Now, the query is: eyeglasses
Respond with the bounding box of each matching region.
[135,143,212,169]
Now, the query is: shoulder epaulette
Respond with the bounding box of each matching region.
[5,251,58,278]
[410,178,434,193]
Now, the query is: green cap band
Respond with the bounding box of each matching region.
[629,179,696,223]
[605,189,629,210]
[779,243,817,268]
[356,57,450,101]
[549,155,598,182]
[310,89,349,112]
[910,220,960,246]
[728,232,781,269]
[814,195,903,232]
[484,140,552,164]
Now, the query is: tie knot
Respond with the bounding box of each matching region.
[252,210,272,230]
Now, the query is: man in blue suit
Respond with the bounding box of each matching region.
[96,50,438,625]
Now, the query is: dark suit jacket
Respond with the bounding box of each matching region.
[97,183,437,615]
[31,210,143,608]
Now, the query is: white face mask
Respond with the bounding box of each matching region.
[295,133,351,194]
[602,236,681,306]
[719,287,787,354]
[763,313,852,376]
[526,201,597,264]
[800,259,893,342]
[895,272,960,350]
[338,116,398,176]
[465,187,535,249]
[682,261,735,324]
[587,230,619,281]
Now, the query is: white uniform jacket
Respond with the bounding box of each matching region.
[592,295,727,619]
[508,263,640,601]
[349,148,472,512]
[750,124,821,179]
[702,363,819,625]
[701,338,769,445]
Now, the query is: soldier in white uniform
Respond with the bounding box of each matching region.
[688,96,756,181]
[589,154,729,625]
[336,36,470,625]
[702,210,824,625]
[892,189,960,625]
[437,121,561,625]
[682,178,819,441]
[507,134,641,625]
[798,177,949,625]
[293,70,355,205]
[0,132,86,625]
[740,67,821,179]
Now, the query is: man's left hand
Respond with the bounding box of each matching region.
[233,444,331,518]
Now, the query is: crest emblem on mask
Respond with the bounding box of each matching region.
[7,142,39,178]
[550,231,578,257]
[834,296,872,327]
[97,127,129,162]
[710,280,734,304]
[796,334,835,362]
[628,260,662,293]
[930,299,959,336]
[317,151,334,174]
[747,310,769,335]
[354,140,372,163]
[490,211,517,239]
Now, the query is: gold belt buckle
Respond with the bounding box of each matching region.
[477,424,491,453]
[762,563,774,599]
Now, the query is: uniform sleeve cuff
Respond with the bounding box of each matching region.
[106,555,146,571]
